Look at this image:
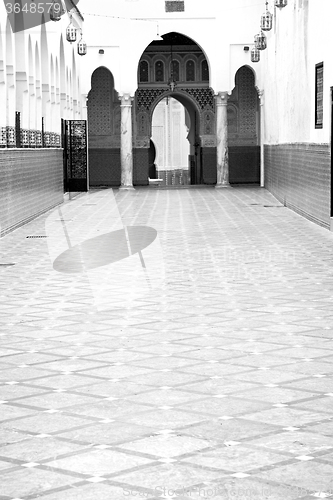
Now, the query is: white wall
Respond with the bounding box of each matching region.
[79,0,264,96]
[261,0,333,145]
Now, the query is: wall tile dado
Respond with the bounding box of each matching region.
[0,149,64,235]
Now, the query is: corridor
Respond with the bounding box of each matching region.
[1,186,333,499]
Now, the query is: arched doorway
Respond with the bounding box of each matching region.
[151,94,205,186]
[152,97,190,186]
[87,67,121,187]
[228,66,260,184]
[134,32,217,186]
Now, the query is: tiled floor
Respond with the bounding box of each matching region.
[1,186,333,499]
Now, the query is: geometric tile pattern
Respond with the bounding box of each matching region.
[1,186,333,499]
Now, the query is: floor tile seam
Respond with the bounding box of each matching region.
[237,442,333,459]
[108,417,211,433]
[213,361,313,371]
[20,462,116,480]
[7,356,162,368]
[58,407,162,422]
[107,444,215,461]
[121,405,273,419]
[299,417,333,429]
[202,395,332,407]
[2,412,111,429]
[0,443,97,467]
[170,458,296,475]
[1,378,109,390]
[0,356,109,368]
[1,390,113,404]
[37,461,167,483]
[276,382,333,393]
[22,481,97,500]
[289,403,333,415]
[0,370,124,383]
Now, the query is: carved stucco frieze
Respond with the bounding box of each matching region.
[134,137,150,148]
[201,135,216,148]
[136,87,215,113]
[135,87,216,146]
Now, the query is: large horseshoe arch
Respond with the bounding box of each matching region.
[132,32,217,185]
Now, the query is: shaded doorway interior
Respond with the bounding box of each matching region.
[151,97,190,186]
[228,66,260,184]
[87,67,121,187]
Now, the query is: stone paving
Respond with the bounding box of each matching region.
[1,186,333,500]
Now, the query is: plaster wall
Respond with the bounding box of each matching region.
[261,0,333,145]
[79,0,264,96]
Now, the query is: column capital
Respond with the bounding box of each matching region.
[215,91,229,106]
[256,87,264,101]
[119,93,134,106]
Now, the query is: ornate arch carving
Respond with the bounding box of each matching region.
[134,86,216,148]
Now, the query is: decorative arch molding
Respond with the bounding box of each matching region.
[233,64,259,91]
[136,86,214,113]
[134,86,215,148]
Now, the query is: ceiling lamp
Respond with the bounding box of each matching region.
[66,15,77,43]
[254,31,267,50]
[77,31,87,56]
[261,1,273,31]
[49,0,64,21]
[251,47,260,63]
[275,0,287,7]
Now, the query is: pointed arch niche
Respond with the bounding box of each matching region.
[228,65,260,184]
[87,66,121,187]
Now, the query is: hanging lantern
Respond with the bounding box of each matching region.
[77,32,87,56]
[49,0,64,22]
[254,31,267,50]
[275,0,287,7]
[251,48,260,63]
[66,16,77,43]
[261,1,273,31]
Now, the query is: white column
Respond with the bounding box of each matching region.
[215,91,230,188]
[120,93,135,190]
[258,89,265,187]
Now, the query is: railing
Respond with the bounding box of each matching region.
[0,113,61,148]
